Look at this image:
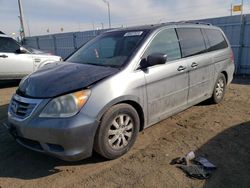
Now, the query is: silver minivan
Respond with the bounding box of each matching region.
[7,22,235,161]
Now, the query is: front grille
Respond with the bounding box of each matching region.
[10,99,36,118]
[9,95,41,120]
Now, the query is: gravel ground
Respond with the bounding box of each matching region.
[0,78,249,188]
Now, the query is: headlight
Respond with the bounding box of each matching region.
[39,90,91,118]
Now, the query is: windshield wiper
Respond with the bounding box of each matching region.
[85,63,119,68]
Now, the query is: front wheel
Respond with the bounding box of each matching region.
[94,104,140,159]
[210,73,226,104]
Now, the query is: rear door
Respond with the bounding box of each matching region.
[0,37,34,79]
[203,28,230,84]
[176,27,214,105]
[142,28,189,124]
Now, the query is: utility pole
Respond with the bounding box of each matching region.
[241,0,244,14]
[18,0,25,39]
[241,0,244,19]
[26,19,31,36]
[237,0,245,74]
[240,0,244,26]
[102,0,111,28]
[230,3,233,16]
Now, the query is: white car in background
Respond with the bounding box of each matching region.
[0,33,61,80]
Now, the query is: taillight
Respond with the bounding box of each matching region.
[230,50,234,62]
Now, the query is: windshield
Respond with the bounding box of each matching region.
[67,30,149,68]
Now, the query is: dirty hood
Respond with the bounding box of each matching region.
[18,62,119,98]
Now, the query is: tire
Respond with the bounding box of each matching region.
[94,103,140,159]
[210,73,227,104]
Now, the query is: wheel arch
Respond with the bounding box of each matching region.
[221,71,228,84]
[96,96,145,132]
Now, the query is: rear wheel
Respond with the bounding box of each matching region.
[210,73,226,104]
[94,104,140,159]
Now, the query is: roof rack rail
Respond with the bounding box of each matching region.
[180,21,212,26]
[0,31,5,34]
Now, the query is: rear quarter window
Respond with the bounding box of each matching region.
[203,29,228,51]
[176,28,206,58]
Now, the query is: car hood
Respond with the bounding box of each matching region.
[18,62,119,98]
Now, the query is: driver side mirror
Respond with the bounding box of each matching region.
[140,53,167,69]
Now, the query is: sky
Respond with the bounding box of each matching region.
[0,0,250,37]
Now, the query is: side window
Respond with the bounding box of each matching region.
[0,37,20,53]
[144,28,181,62]
[177,28,206,58]
[204,29,228,51]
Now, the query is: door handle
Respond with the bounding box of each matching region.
[191,62,198,68]
[0,54,8,58]
[177,66,186,72]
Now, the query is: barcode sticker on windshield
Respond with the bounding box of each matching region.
[124,31,143,37]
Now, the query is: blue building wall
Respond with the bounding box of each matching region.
[24,14,250,74]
